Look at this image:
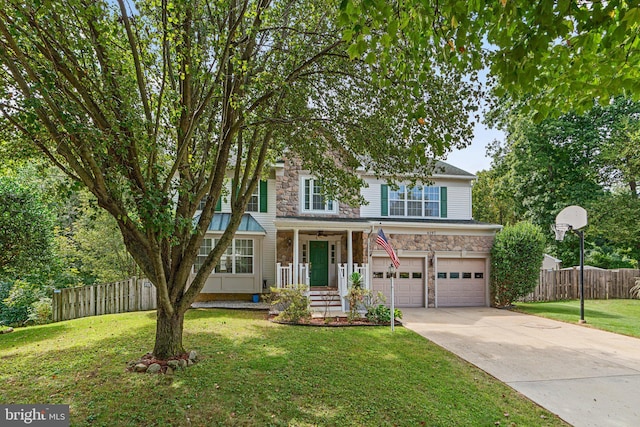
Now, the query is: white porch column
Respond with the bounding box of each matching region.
[293,228,299,284]
[347,229,353,276]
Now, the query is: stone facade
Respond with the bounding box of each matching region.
[387,234,495,254]
[276,156,360,218]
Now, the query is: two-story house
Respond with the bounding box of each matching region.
[193,157,501,308]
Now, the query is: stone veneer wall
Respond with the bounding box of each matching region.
[276,231,365,265]
[389,234,495,253]
[375,233,495,308]
[276,231,294,264]
[276,156,360,218]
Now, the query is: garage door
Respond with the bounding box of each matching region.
[436,258,486,307]
[372,257,425,308]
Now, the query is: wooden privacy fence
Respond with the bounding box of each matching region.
[52,277,157,322]
[523,269,640,302]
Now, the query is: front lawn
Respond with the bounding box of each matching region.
[514,299,640,338]
[0,309,565,426]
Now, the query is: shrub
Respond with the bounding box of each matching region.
[1,280,48,326]
[366,303,403,324]
[490,221,546,307]
[345,286,371,322]
[27,297,53,325]
[264,285,311,323]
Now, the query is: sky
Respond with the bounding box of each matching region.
[441,119,505,176]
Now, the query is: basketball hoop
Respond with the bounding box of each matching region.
[551,223,571,241]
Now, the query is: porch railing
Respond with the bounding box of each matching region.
[276,263,310,288]
[276,263,292,288]
[337,263,370,312]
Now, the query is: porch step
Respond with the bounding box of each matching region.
[309,289,342,308]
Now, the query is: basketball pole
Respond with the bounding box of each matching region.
[575,229,585,324]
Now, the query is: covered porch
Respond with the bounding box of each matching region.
[273,218,372,311]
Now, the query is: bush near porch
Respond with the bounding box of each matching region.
[0,309,566,426]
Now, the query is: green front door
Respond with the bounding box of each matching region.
[309,241,329,287]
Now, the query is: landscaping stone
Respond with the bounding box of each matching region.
[167,360,180,369]
[165,367,174,375]
[134,363,148,373]
[178,359,188,368]
[147,363,161,374]
[187,359,194,366]
[188,350,197,361]
[1,327,14,334]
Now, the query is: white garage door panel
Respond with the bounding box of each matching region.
[437,258,486,307]
[371,257,425,308]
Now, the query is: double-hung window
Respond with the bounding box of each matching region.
[301,177,337,213]
[246,180,268,213]
[388,185,441,217]
[246,186,260,212]
[194,238,254,274]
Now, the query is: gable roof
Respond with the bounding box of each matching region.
[433,160,475,178]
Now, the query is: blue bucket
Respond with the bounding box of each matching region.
[252,294,260,303]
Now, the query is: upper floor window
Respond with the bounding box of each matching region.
[301,177,337,214]
[197,180,267,213]
[197,194,221,212]
[388,185,441,217]
[246,185,260,212]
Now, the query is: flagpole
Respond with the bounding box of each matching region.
[389,264,395,332]
[378,228,399,333]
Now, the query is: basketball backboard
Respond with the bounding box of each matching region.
[555,205,587,230]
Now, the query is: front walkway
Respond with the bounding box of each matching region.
[402,307,640,427]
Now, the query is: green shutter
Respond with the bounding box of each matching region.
[440,187,447,218]
[381,184,388,216]
[259,180,267,212]
[215,195,222,211]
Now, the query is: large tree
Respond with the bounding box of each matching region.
[0,1,479,358]
[342,1,640,117]
[0,176,54,278]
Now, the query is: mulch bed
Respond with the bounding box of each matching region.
[269,314,402,327]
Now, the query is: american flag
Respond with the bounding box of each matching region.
[376,229,400,268]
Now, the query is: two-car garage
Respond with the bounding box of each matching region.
[371,256,488,308]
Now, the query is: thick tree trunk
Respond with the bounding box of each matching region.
[153,306,186,360]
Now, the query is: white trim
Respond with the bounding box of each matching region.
[347,230,353,276]
[274,219,372,232]
[373,222,502,233]
[424,255,429,308]
[293,229,299,284]
[431,174,477,180]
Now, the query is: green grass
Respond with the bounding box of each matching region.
[514,299,640,338]
[0,309,566,426]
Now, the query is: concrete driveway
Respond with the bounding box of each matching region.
[402,307,640,427]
